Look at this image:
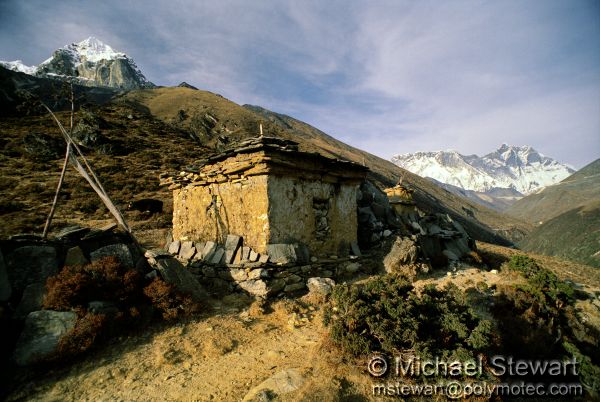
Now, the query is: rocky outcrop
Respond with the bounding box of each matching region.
[13,310,77,366]
[3,37,154,90]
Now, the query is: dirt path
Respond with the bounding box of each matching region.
[7,295,370,401]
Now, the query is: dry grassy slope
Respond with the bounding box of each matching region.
[121,87,530,245]
[0,100,210,239]
[507,158,600,224]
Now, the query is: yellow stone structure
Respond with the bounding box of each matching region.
[384,184,418,219]
[166,137,368,256]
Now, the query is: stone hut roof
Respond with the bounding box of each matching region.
[161,136,369,189]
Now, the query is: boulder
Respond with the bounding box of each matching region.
[224,235,243,264]
[14,283,46,319]
[248,268,267,280]
[230,268,248,282]
[384,237,418,274]
[193,242,206,259]
[64,246,89,266]
[153,257,208,302]
[90,244,134,268]
[239,279,269,298]
[202,241,218,261]
[269,278,286,293]
[144,249,171,259]
[293,244,310,264]
[249,250,260,262]
[209,247,225,265]
[0,250,11,301]
[241,247,251,261]
[179,241,196,260]
[267,244,297,265]
[345,262,361,274]
[350,242,362,257]
[284,283,306,293]
[225,234,243,251]
[167,240,181,255]
[13,310,77,366]
[57,225,90,241]
[5,245,58,296]
[307,277,335,296]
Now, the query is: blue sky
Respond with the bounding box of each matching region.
[1,0,598,168]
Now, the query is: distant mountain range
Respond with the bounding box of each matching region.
[391,145,575,209]
[0,37,153,90]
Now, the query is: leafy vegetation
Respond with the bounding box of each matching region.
[507,255,575,305]
[324,255,599,396]
[323,275,494,362]
[43,256,200,361]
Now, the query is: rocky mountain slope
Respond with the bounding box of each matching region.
[507,158,600,224]
[508,159,600,267]
[0,65,117,117]
[1,37,153,90]
[0,66,530,245]
[519,200,600,268]
[120,90,530,244]
[391,145,574,209]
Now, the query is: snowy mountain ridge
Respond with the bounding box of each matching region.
[1,37,153,90]
[391,144,575,195]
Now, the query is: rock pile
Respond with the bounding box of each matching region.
[150,233,370,299]
[1,224,147,365]
[357,181,403,247]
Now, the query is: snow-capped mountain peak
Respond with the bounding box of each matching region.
[391,145,575,195]
[1,37,153,90]
[0,60,37,75]
[75,37,124,62]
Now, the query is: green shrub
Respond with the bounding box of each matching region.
[507,255,575,305]
[324,275,493,361]
[563,341,600,396]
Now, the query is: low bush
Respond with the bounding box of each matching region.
[493,255,599,394]
[506,255,575,306]
[323,275,494,362]
[43,256,201,360]
[143,277,199,320]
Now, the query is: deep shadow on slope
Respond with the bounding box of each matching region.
[518,201,600,268]
[0,66,117,117]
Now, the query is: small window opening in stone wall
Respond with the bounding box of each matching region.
[313,198,330,240]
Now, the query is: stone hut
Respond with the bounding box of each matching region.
[165,137,368,257]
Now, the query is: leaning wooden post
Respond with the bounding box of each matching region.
[42,84,75,239]
[42,142,71,238]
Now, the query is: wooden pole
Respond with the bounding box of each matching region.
[42,104,131,233]
[42,143,71,238]
[42,85,74,239]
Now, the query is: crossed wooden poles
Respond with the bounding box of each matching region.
[41,86,130,238]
